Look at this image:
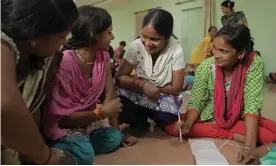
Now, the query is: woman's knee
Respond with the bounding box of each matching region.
[188,123,233,139]
[75,150,95,165]
[51,135,95,164]
[258,128,276,144]
[90,128,122,154]
[103,129,122,153]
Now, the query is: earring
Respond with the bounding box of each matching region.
[30,40,36,48]
[238,52,245,59]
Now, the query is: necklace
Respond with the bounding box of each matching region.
[76,49,94,65]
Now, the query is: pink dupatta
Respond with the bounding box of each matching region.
[43,50,109,140]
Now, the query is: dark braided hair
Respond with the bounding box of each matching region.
[62,5,112,51]
[221,0,235,10]
[215,23,252,55]
[143,9,173,38]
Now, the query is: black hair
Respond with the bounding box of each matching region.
[1,0,78,40]
[215,23,252,54]
[108,45,114,58]
[143,9,173,38]
[119,41,126,46]
[208,26,217,33]
[63,5,112,50]
[221,0,235,10]
[254,51,261,57]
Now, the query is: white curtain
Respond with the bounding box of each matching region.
[202,0,214,37]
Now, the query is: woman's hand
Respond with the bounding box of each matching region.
[240,154,260,165]
[237,148,251,164]
[174,120,192,135]
[100,95,123,118]
[237,145,269,165]
[142,81,160,101]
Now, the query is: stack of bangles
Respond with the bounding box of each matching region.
[132,78,147,90]
[94,107,105,119]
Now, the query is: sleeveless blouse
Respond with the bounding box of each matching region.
[1,31,62,114]
[1,31,62,164]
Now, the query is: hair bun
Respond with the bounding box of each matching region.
[231,1,235,7]
[221,0,235,8]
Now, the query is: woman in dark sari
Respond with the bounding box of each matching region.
[221,0,248,26]
[1,0,78,164]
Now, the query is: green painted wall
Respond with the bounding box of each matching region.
[104,0,204,49]
[76,0,276,74]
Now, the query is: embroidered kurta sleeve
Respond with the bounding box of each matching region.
[123,41,137,65]
[243,56,264,116]
[172,49,185,71]
[187,59,210,112]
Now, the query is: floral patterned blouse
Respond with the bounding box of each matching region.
[188,56,264,121]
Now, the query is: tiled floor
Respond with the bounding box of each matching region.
[95,84,276,165]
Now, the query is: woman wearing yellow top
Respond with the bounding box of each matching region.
[189,26,217,65]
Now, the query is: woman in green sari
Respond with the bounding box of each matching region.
[221,0,248,26]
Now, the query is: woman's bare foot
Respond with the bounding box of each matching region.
[119,123,138,146]
[122,133,138,146]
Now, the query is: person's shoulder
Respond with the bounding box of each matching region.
[169,37,183,54]
[198,57,215,70]
[127,39,142,51]
[251,54,263,66]
[203,36,212,43]
[236,11,245,15]
[235,11,246,18]
[60,50,75,70]
[1,31,20,64]
[131,38,142,46]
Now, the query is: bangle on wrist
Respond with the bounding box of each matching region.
[243,146,251,150]
[264,143,271,151]
[99,107,105,119]
[94,108,104,119]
